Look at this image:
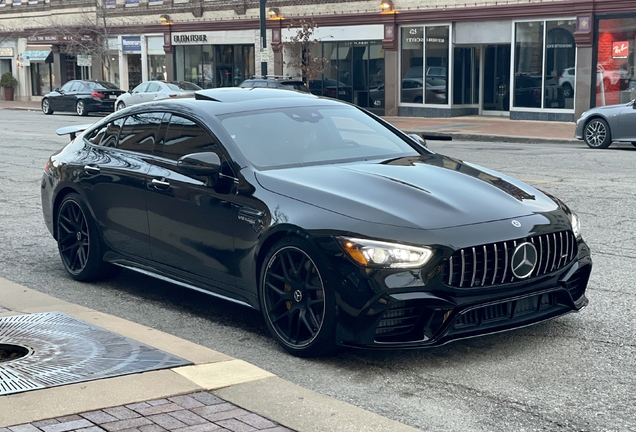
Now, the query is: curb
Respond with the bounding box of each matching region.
[401,129,580,145]
[0,278,419,432]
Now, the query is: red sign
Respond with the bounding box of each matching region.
[612,41,629,58]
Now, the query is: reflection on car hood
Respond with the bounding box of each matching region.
[255,154,559,230]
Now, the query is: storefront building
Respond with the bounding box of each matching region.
[107,34,166,91]
[0,42,16,99]
[171,30,256,89]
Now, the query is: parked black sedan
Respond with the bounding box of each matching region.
[41,88,591,357]
[42,80,124,116]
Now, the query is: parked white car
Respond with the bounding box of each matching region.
[115,81,201,110]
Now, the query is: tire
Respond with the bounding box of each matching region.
[42,98,54,115]
[76,100,88,116]
[562,83,573,98]
[584,118,612,149]
[116,102,126,111]
[56,193,114,281]
[259,237,337,357]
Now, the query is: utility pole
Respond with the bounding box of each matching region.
[259,0,268,76]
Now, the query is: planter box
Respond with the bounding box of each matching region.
[3,87,15,101]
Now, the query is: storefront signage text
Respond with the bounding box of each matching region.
[173,34,209,44]
[0,47,13,57]
[612,41,629,58]
[546,43,573,49]
[122,36,141,52]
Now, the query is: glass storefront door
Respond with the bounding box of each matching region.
[483,45,511,113]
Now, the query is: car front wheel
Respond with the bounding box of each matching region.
[56,193,112,281]
[584,118,612,149]
[260,237,337,357]
[76,100,88,116]
[42,99,54,115]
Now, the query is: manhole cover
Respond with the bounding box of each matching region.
[0,311,191,396]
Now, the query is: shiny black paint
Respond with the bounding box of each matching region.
[42,92,591,349]
[43,80,124,115]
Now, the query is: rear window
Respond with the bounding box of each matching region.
[280,83,309,92]
[86,81,120,90]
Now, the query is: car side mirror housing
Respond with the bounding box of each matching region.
[53,87,61,92]
[177,152,222,177]
[408,133,428,148]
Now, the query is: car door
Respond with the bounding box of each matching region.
[143,82,162,103]
[52,81,74,111]
[78,112,164,260]
[146,113,238,290]
[128,82,150,107]
[63,81,83,111]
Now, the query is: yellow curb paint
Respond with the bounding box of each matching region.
[173,360,275,390]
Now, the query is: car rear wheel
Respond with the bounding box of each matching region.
[56,193,113,281]
[42,99,54,115]
[260,237,337,357]
[116,102,126,111]
[76,100,88,116]
[584,118,612,149]
[562,83,573,98]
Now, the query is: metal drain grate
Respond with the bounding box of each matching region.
[0,311,191,396]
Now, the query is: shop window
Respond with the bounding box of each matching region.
[595,17,636,106]
[148,55,166,81]
[425,26,449,105]
[545,20,575,108]
[514,21,544,108]
[401,26,423,103]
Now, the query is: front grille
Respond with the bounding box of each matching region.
[443,231,577,288]
[454,292,558,328]
[375,300,423,340]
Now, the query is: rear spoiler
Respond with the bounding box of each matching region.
[56,124,93,141]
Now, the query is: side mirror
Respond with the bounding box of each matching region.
[177,152,221,177]
[128,89,133,94]
[408,133,428,148]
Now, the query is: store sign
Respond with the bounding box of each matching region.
[77,55,92,66]
[172,34,209,44]
[0,47,13,57]
[426,37,445,43]
[122,36,141,53]
[546,43,573,49]
[612,41,629,58]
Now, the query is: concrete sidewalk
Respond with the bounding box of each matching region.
[0,99,577,144]
[0,278,419,432]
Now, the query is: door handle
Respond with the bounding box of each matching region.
[152,178,170,189]
[83,165,100,174]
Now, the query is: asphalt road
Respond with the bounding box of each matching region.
[0,109,634,432]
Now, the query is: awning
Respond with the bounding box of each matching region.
[22,49,52,62]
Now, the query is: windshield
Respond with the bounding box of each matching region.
[168,81,202,91]
[219,105,420,169]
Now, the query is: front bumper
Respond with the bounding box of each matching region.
[323,232,592,349]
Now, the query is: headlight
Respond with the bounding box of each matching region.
[571,211,581,238]
[338,237,433,269]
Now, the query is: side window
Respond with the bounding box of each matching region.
[133,82,150,93]
[60,81,74,92]
[161,115,217,161]
[146,82,161,93]
[69,82,82,92]
[118,113,164,154]
[85,118,124,147]
[253,81,267,88]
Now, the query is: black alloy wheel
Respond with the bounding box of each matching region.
[56,193,111,281]
[260,238,336,357]
[76,100,88,116]
[584,118,612,149]
[42,99,54,115]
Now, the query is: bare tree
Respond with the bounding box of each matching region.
[283,18,327,84]
[31,1,128,82]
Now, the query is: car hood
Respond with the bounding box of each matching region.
[255,154,559,230]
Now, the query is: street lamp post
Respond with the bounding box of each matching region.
[259,0,267,76]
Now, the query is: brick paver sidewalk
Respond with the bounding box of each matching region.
[0,392,292,432]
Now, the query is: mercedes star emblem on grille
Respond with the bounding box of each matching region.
[511,220,522,227]
[511,242,538,279]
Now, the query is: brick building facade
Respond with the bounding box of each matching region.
[0,0,635,121]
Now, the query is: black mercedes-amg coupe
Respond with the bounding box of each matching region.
[41,88,591,356]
